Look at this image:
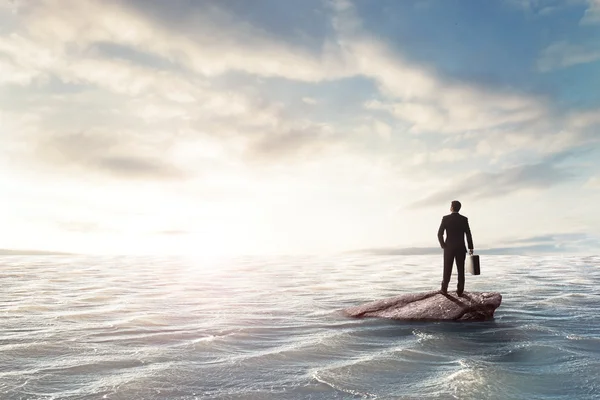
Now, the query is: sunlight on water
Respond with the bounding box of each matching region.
[0,254,599,399]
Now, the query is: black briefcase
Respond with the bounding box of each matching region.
[466,254,480,275]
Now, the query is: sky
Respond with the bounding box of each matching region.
[1,0,600,257]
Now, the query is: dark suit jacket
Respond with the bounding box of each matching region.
[437,213,474,251]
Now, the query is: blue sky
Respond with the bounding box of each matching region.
[1,0,599,256]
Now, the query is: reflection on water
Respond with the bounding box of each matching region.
[0,254,599,399]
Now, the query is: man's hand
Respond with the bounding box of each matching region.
[469,249,474,255]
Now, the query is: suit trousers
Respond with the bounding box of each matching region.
[442,248,466,293]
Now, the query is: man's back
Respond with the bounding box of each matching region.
[438,213,474,251]
[438,201,474,296]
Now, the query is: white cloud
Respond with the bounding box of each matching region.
[567,108,600,129]
[1,0,592,180]
[327,1,552,154]
[581,0,600,25]
[0,0,356,176]
[1,0,548,143]
[10,0,354,83]
[538,40,600,71]
[473,125,592,161]
[585,176,600,188]
[506,0,582,16]
[0,54,40,85]
[33,130,185,180]
[372,119,392,140]
[409,147,471,167]
[409,155,577,209]
[1,0,598,256]
[584,175,600,189]
[506,0,541,11]
[0,0,556,154]
[365,94,546,136]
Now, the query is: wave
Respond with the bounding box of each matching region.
[312,370,378,399]
[1,254,599,399]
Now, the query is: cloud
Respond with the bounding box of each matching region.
[567,108,600,130]
[506,0,577,16]
[0,51,41,85]
[0,28,207,99]
[2,0,550,135]
[473,122,593,162]
[36,131,184,180]
[408,150,579,209]
[156,230,189,236]
[410,148,471,166]
[501,232,591,244]
[2,0,349,171]
[538,40,600,71]
[3,0,352,84]
[366,94,546,135]
[478,244,568,254]
[97,155,183,179]
[505,0,541,11]
[0,0,598,257]
[330,1,554,156]
[57,220,104,233]
[585,176,600,188]
[581,0,600,25]
[487,231,600,254]
[355,232,599,255]
[245,123,341,162]
[0,0,596,179]
[0,248,74,255]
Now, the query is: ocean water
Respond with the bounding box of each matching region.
[1,254,599,400]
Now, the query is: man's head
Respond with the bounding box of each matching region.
[450,200,462,213]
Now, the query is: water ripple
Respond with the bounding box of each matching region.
[0,254,599,399]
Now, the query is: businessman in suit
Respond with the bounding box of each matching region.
[437,200,474,296]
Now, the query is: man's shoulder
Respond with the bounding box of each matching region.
[446,213,468,220]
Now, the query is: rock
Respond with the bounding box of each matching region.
[344,291,502,321]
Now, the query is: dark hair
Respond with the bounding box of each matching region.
[451,200,462,212]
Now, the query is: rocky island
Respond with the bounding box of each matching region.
[344,291,502,321]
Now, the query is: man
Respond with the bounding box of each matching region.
[437,200,474,296]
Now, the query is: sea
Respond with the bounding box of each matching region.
[1,254,599,400]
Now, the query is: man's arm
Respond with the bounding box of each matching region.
[465,217,474,252]
[437,218,445,248]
